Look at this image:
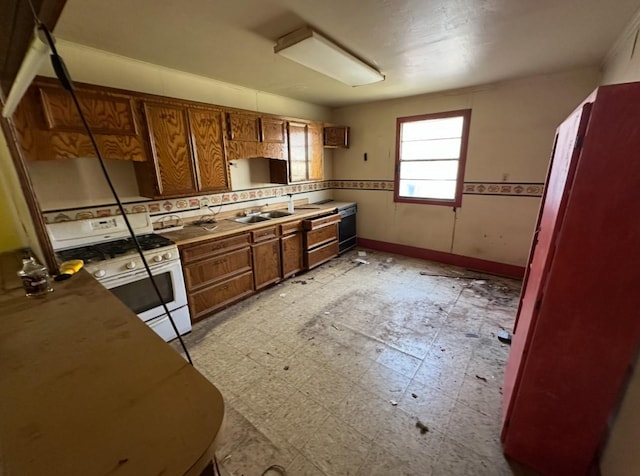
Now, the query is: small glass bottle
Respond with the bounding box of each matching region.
[18,256,54,297]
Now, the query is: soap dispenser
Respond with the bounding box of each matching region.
[287,194,294,213]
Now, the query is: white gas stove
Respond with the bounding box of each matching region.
[46,213,191,342]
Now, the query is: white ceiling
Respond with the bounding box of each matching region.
[54,0,640,107]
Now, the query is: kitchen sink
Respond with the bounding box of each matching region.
[233,215,271,224]
[260,210,293,218]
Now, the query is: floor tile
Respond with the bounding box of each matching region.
[358,361,412,400]
[375,345,422,379]
[265,390,330,448]
[301,415,372,475]
[432,436,512,476]
[446,401,504,461]
[398,379,457,433]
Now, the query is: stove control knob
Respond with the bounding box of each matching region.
[125,261,137,270]
[93,269,106,278]
[163,252,173,260]
[153,255,163,263]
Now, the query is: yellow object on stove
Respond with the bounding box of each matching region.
[55,259,84,281]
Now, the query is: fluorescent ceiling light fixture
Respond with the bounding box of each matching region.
[274,26,384,87]
[2,28,50,118]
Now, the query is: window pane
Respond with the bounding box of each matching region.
[401,138,462,160]
[400,160,458,180]
[399,179,457,200]
[401,116,464,141]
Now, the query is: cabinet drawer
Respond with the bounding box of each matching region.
[303,213,341,231]
[280,220,303,235]
[251,226,278,243]
[305,223,338,250]
[183,247,252,290]
[305,240,338,270]
[181,233,250,263]
[189,271,254,322]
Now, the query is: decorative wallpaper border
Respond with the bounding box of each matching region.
[463,182,544,197]
[42,180,544,223]
[42,182,330,223]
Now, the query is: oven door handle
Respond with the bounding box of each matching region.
[100,261,180,287]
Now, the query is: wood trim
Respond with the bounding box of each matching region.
[393,109,471,208]
[357,237,525,279]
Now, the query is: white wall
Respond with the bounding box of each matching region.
[599,10,640,476]
[332,67,600,267]
[602,12,640,85]
[26,40,332,211]
[0,130,42,257]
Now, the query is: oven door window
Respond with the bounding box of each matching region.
[109,271,174,315]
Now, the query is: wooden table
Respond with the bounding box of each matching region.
[0,252,224,475]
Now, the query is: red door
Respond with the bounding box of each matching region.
[501,101,593,425]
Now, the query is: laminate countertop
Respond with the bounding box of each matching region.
[0,252,224,475]
[159,204,339,247]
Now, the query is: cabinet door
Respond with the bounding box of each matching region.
[308,122,324,181]
[261,117,286,143]
[288,122,308,182]
[226,112,260,141]
[324,126,350,148]
[253,239,281,290]
[281,232,303,278]
[188,108,230,192]
[15,82,147,162]
[39,86,138,135]
[143,102,197,196]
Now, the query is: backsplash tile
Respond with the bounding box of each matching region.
[41,180,544,223]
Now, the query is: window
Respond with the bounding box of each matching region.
[394,109,471,207]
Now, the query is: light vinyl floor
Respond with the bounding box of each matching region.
[180,248,522,476]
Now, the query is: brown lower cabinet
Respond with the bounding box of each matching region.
[303,213,340,269]
[180,212,339,323]
[180,232,254,322]
[281,220,304,279]
[251,226,281,290]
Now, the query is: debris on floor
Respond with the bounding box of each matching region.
[497,329,512,345]
[358,251,367,257]
[411,393,418,399]
[279,293,287,298]
[291,280,308,285]
[353,258,370,265]
[465,333,480,338]
[390,400,398,406]
[475,375,488,382]
[416,420,429,434]
[386,257,394,263]
[331,324,342,331]
[283,365,289,371]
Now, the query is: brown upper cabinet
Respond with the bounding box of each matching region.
[224,112,288,161]
[324,125,350,148]
[269,121,324,184]
[13,79,147,162]
[13,77,333,198]
[135,101,230,198]
[260,117,286,143]
[226,112,260,141]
